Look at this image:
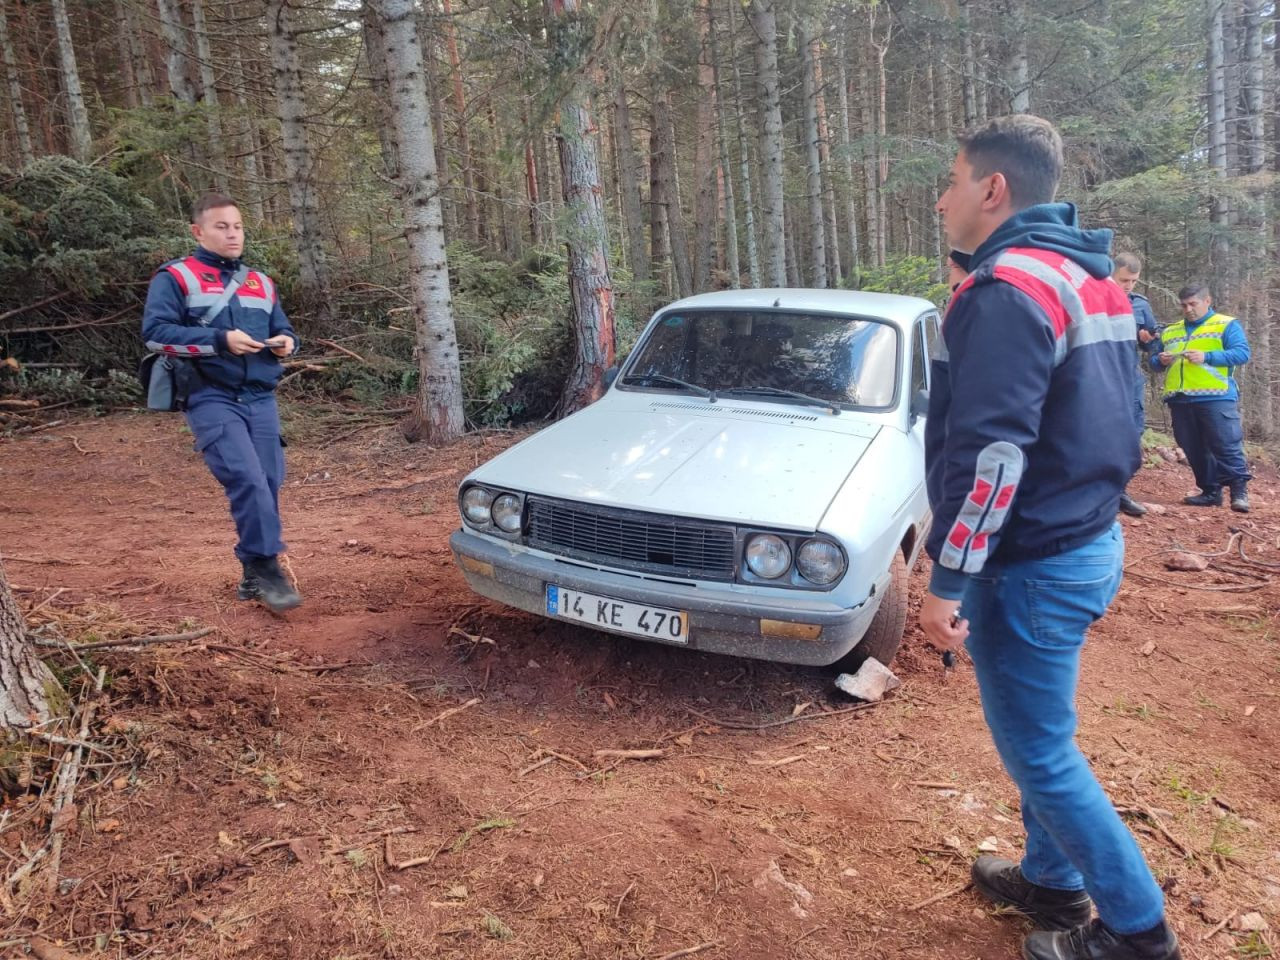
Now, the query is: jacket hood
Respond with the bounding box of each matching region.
[971,203,1114,279]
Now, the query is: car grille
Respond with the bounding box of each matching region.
[526,497,737,581]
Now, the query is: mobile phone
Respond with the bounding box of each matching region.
[264,336,287,347]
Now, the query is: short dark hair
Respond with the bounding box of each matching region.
[1113,251,1143,273]
[191,192,239,223]
[957,114,1063,209]
[1177,282,1211,302]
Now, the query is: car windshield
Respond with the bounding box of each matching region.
[623,309,899,409]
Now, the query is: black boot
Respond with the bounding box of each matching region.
[1229,484,1250,513]
[1182,488,1222,507]
[1118,494,1147,518]
[1022,918,1181,960]
[238,557,303,613]
[972,856,1093,931]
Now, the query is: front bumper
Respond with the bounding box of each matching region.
[449,529,886,666]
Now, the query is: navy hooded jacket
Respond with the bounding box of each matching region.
[924,203,1140,600]
[141,246,297,398]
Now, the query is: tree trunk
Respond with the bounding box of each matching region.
[120,0,154,107]
[112,0,139,109]
[960,1,977,126]
[813,38,841,286]
[361,2,399,179]
[0,0,32,167]
[156,0,197,105]
[612,77,649,284]
[707,0,738,288]
[1208,0,1229,280]
[439,0,480,248]
[190,0,227,189]
[1005,0,1030,112]
[750,0,786,287]
[727,0,759,287]
[0,560,53,729]
[836,33,860,285]
[859,49,882,269]
[654,87,693,298]
[800,22,827,288]
[230,35,265,223]
[546,0,616,414]
[1241,0,1264,174]
[268,0,329,310]
[874,15,890,269]
[649,90,671,298]
[692,0,718,293]
[50,0,91,162]
[373,0,465,443]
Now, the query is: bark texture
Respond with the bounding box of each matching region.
[0,560,52,729]
[373,0,465,443]
[750,0,786,286]
[0,0,32,167]
[50,0,92,161]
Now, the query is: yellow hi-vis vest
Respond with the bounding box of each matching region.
[1162,312,1235,398]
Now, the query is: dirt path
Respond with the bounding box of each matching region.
[1,411,1277,960]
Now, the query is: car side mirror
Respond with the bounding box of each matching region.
[910,389,929,421]
[602,365,620,389]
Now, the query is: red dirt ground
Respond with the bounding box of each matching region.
[0,409,1277,960]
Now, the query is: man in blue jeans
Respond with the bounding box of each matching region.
[924,115,1180,960]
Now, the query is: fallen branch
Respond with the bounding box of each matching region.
[47,666,106,894]
[1200,910,1236,942]
[415,697,481,730]
[0,398,40,409]
[908,881,973,911]
[0,291,71,323]
[384,833,448,870]
[1117,806,1193,858]
[686,701,881,731]
[0,553,88,566]
[594,749,665,760]
[317,338,368,363]
[33,626,214,651]
[655,942,721,960]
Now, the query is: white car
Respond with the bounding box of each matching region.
[450,288,940,667]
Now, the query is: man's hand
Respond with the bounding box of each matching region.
[266,335,295,358]
[1137,329,1155,344]
[1184,349,1205,364]
[226,329,265,355]
[1158,351,1175,367]
[920,592,969,652]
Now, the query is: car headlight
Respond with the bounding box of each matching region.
[745,534,792,579]
[796,538,846,585]
[491,493,523,533]
[461,486,493,526]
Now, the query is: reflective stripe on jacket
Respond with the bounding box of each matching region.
[1161,313,1234,398]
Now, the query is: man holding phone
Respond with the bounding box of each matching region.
[141,193,303,612]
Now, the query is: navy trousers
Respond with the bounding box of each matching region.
[1131,368,1146,437]
[1168,399,1251,493]
[184,390,286,561]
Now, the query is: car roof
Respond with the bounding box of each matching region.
[656,288,939,329]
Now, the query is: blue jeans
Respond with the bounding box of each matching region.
[184,391,286,562]
[963,523,1166,934]
[1168,399,1252,492]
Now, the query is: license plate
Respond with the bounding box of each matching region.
[546,585,688,643]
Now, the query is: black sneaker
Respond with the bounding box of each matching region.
[1022,918,1181,960]
[972,856,1093,931]
[1182,489,1222,507]
[1229,487,1250,513]
[1118,494,1148,518]
[238,557,303,613]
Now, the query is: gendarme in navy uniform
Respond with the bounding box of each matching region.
[1111,252,1159,517]
[140,193,303,612]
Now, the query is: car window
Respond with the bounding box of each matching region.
[911,321,928,395]
[923,312,942,361]
[623,310,899,409]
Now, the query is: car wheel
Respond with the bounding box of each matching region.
[835,550,908,671]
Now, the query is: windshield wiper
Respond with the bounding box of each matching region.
[622,373,716,400]
[717,386,841,415]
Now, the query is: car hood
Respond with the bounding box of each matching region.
[471,402,880,530]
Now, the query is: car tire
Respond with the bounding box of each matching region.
[834,550,908,671]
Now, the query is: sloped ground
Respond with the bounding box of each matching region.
[0,410,1276,960]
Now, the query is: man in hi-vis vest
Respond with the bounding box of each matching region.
[1152,282,1252,513]
[141,193,303,612]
